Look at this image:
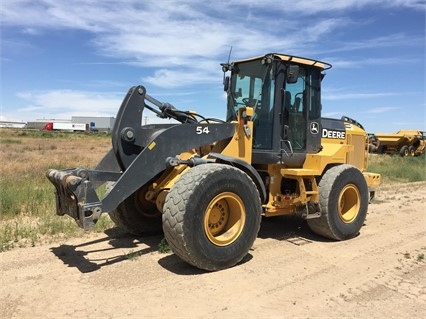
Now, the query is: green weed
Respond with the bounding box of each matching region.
[368,154,426,183]
[0,138,22,144]
[158,238,171,253]
[125,249,143,260]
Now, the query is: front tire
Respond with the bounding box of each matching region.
[107,183,162,235]
[162,164,262,271]
[307,165,369,240]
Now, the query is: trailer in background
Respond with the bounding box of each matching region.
[42,122,89,132]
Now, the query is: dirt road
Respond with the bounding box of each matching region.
[1,182,425,318]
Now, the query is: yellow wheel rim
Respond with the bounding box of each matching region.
[204,192,246,247]
[338,184,360,223]
[133,187,159,218]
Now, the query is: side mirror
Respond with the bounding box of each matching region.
[286,65,299,84]
[223,76,230,92]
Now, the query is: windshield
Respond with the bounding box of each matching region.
[226,60,274,122]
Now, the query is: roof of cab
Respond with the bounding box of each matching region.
[235,53,332,70]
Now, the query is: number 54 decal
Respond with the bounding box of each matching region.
[196,126,210,134]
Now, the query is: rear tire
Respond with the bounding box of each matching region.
[307,164,368,240]
[400,145,409,157]
[106,183,162,235]
[162,164,262,271]
[408,146,415,156]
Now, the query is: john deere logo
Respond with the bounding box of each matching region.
[310,122,319,134]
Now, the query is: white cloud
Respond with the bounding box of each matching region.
[319,33,423,56]
[21,27,40,35]
[3,1,422,66]
[366,106,400,114]
[323,91,398,101]
[322,111,342,117]
[6,88,205,122]
[3,1,424,32]
[13,90,123,120]
[144,69,217,88]
[326,56,418,68]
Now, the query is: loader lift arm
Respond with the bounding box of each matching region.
[112,85,223,170]
[47,85,235,229]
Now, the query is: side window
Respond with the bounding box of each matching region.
[284,67,321,118]
[308,69,321,120]
[285,68,307,150]
[284,76,305,113]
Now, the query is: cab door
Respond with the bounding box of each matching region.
[283,66,322,154]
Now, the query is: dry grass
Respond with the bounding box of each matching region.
[0,129,110,176]
[0,128,114,251]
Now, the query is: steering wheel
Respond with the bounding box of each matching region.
[242,98,258,107]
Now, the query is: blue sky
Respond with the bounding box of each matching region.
[1,0,425,133]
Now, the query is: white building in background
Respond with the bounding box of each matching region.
[0,121,27,128]
[71,116,115,131]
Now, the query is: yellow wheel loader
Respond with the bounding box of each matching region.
[47,53,381,271]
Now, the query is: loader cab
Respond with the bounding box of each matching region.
[224,54,331,167]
